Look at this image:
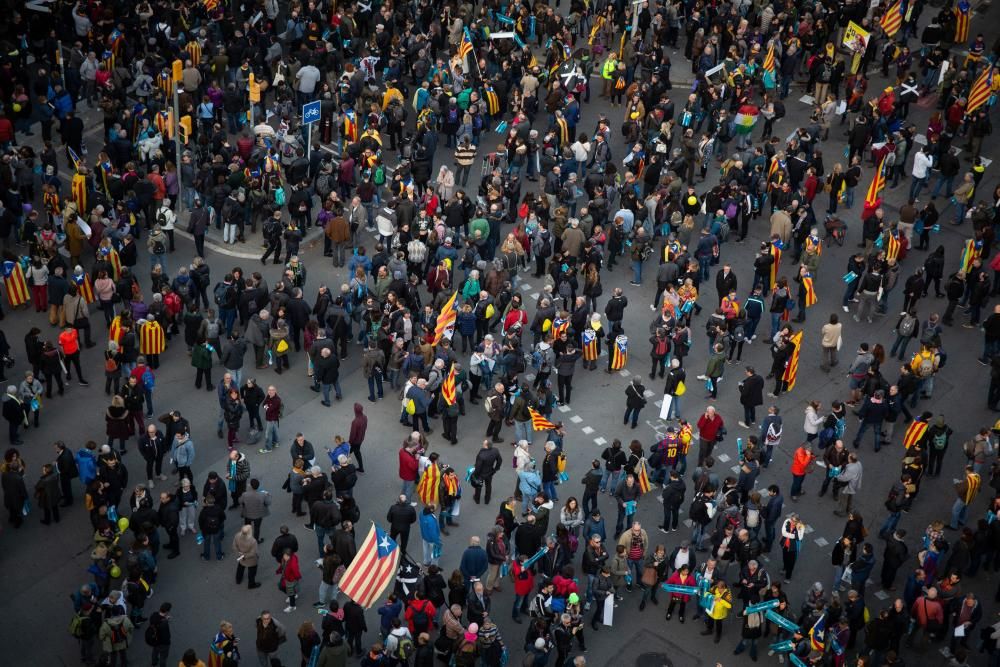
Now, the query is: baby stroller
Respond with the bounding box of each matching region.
[824,215,847,246]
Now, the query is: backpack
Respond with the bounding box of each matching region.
[411,603,431,632]
[447,106,460,124]
[724,200,738,219]
[202,511,221,533]
[916,353,935,378]
[899,315,917,337]
[373,165,386,185]
[141,369,155,391]
[274,187,286,206]
[213,282,230,307]
[156,210,168,228]
[108,621,128,646]
[818,426,836,449]
[144,622,159,646]
[745,506,760,528]
[69,612,90,639]
[152,238,166,255]
[932,430,948,450]
[395,635,416,661]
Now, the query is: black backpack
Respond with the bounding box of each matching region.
[152,238,166,255]
[144,621,159,646]
[411,603,431,632]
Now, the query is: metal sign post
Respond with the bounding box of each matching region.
[302,100,322,162]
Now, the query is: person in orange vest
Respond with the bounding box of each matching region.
[789,443,816,500]
[58,325,89,386]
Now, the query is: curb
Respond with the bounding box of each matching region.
[171,224,326,260]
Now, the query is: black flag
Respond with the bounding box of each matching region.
[394,551,421,600]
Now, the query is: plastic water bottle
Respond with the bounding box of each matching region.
[196,532,204,545]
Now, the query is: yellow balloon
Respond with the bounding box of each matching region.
[109,565,121,578]
[117,517,130,532]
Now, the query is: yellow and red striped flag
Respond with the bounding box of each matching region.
[960,238,981,273]
[880,0,903,37]
[902,419,928,449]
[967,65,994,114]
[416,463,441,506]
[432,291,458,346]
[73,271,95,303]
[781,330,804,391]
[552,317,570,340]
[802,275,817,307]
[610,334,628,371]
[954,1,971,43]
[529,407,558,431]
[459,29,475,60]
[109,315,125,344]
[337,524,400,608]
[763,42,775,74]
[863,157,886,215]
[636,458,652,495]
[441,363,457,406]
[770,241,782,289]
[582,327,599,361]
[886,233,901,262]
[71,173,87,214]
[2,260,29,307]
[139,320,166,355]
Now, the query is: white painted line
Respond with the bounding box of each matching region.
[643,390,655,397]
[530,293,540,300]
[683,519,693,527]
[799,95,815,105]
[570,415,583,424]
[874,589,889,600]
[717,454,731,463]
[558,405,571,413]
[620,369,631,377]
[581,426,594,434]
[814,537,829,547]
[521,283,533,291]
[594,437,607,446]
[654,400,663,407]
[730,465,741,473]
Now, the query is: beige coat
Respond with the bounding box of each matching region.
[821,322,842,348]
[769,211,792,245]
[233,531,259,567]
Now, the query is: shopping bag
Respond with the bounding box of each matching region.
[602,594,614,626]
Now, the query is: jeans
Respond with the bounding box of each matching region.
[543,480,559,502]
[624,406,641,427]
[790,474,805,497]
[770,313,782,339]
[930,175,954,199]
[890,334,913,360]
[514,420,532,445]
[951,499,969,529]
[202,531,223,559]
[853,420,884,451]
[315,525,331,555]
[692,522,707,549]
[665,394,681,420]
[908,176,927,202]
[599,469,620,493]
[632,260,643,284]
[513,594,529,618]
[319,581,338,605]
[151,644,170,667]
[422,539,439,565]
[401,479,415,500]
[321,381,342,403]
[367,374,384,400]
[879,511,901,538]
[263,420,279,450]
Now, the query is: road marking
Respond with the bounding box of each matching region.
[530,293,540,300]
[620,369,631,377]
[730,465,741,473]
[717,454,731,463]
[594,437,607,446]
[581,426,594,434]
[558,405,571,413]
[643,390,655,397]
[874,590,889,600]
[814,537,829,547]
[570,415,583,424]
[521,283,532,290]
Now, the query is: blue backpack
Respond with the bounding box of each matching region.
[142,369,155,391]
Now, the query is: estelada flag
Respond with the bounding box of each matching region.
[770,241,782,289]
[902,419,928,449]
[863,157,886,217]
[781,330,804,391]
[809,613,827,651]
[105,248,122,281]
[880,0,903,37]
[802,275,817,307]
[1,260,29,307]
[529,407,558,431]
[139,319,166,355]
[954,0,971,43]
[71,172,87,213]
[73,272,95,303]
[610,334,628,371]
[967,65,994,114]
[552,317,570,340]
[338,524,400,609]
[441,363,457,406]
[417,463,441,506]
[581,327,599,361]
[886,233,901,262]
[636,458,652,494]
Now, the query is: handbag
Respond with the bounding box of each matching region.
[641,566,657,587]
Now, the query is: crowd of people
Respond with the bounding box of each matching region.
[3,0,1000,666]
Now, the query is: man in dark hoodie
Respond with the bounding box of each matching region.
[348,403,368,473]
[852,389,889,451]
[660,469,687,533]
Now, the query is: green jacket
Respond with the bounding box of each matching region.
[706,352,726,378]
[601,57,617,79]
[191,343,213,370]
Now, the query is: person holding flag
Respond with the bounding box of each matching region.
[439,363,460,445]
[581,314,604,371]
[793,266,818,323]
[607,332,628,373]
[1,259,29,310]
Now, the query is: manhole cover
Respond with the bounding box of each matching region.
[636,653,673,667]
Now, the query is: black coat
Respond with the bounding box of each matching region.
[738,373,765,408]
[386,501,417,533]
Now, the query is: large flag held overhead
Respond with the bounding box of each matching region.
[441,363,457,406]
[734,104,759,134]
[967,65,994,115]
[880,0,903,37]
[1,260,29,307]
[529,407,558,431]
[781,331,804,392]
[338,524,401,608]
[954,0,971,43]
[459,28,475,60]
[432,292,458,346]
[416,463,441,506]
[809,613,827,651]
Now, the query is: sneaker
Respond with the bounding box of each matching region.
[584,602,591,611]
[659,526,669,533]
[842,306,849,313]
[303,524,315,531]
[79,380,89,386]
[258,449,271,454]
[283,605,296,613]
[738,421,748,428]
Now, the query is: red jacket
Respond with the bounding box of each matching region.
[404,599,436,634]
[512,561,535,596]
[503,308,527,332]
[263,394,282,422]
[349,404,368,444]
[398,447,418,481]
[58,329,80,355]
[280,553,302,584]
[696,413,723,441]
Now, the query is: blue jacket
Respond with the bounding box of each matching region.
[75,449,98,484]
[171,438,195,467]
[456,312,477,336]
[377,600,403,633]
[459,546,488,581]
[518,470,542,499]
[419,510,441,544]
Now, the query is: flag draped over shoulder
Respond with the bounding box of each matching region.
[417,463,441,506]
[954,0,971,43]
[1,261,29,307]
[902,419,927,449]
[781,331,804,391]
[770,241,782,289]
[338,525,401,608]
[636,458,652,494]
[802,276,817,307]
[610,335,628,370]
[73,273,95,303]
[441,364,457,406]
[863,157,886,217]
[433,292,458,346]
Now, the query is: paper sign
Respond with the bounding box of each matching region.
[842,21,870,53]
[704,63,726,80]
[659,394,673,420]
[799,95,815,105]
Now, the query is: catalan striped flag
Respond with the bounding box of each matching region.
[416,463,441,506]
[185,40,203,66]
[802,275,817,307]
[880,0,903,37]
[1,261,29,307]
[343,110,359,143]
[588,16,605,45]
[101,247,122,281]
[109,315,125,344]
[71,172,87,213]
[441,363,457,406]
[155,109,173,138]
[763,42,775,74]
[967,65,994,114]
[770,241,782,289]
[581,328,599,361]
[459,28,475,60]
[555,115,569,146]
[954,0,971,43]
[886,233,901,262]
[157,70,173,98]
[610,334,628,371]
[67,146,82,171]
[484,86,499,117]
[781,330,804,392]
[432,292,458,346]
[863,157,887,216]
[902,418,928,449]
[73,272,95,303]
[109,29,124,57]
[337,524,400,608]
[203,0,221,11]
[636,458,652,495]
[529,407,558,431]
[139,320,166,355]
[101,50,115,73]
